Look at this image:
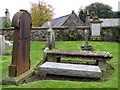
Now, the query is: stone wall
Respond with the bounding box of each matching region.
[2,27,120,42]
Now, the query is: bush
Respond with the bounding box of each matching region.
[3,19,11,28]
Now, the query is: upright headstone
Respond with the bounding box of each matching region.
[0,35,5,55]
[9,10,32,77]
[68,22,76,31]
[46,21,55,50]
[90,16,103,36]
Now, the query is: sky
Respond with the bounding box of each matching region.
[0,0,119,21]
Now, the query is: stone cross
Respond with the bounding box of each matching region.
[9,10,32,77]
[0,35,5,55]
[46,21,55,50]
[81,30,93,51]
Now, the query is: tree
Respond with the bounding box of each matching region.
[78,2,114,20]
[78,9,86,22]
[30,0,54,27]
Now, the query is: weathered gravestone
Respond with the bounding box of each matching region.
[81,30,93,51]
[46,21,55,50]
[68,22,76,31]
[0,35,5,55]
[90,16,103,36]
[39,62,102,79]
[2,10,34,85]
[67,22,77,40]
[9,10,32,77]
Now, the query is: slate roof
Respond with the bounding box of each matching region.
[42,14,70,28]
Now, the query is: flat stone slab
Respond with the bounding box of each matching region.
[47,49,113,60]
[39,62,102,78]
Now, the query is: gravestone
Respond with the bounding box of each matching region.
[0,35,5,55]
[9,10,32,77]
[39,62,102,78]
[90,16,103,36]
[2,10,34,85]
[68,22,76,31]
[81,30,93,50]
[46,21,55,50]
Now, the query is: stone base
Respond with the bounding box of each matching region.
[2,69,34,85]
[38,62,102,79]
[81,45,94,51]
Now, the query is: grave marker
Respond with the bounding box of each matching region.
[68,22,76,31]
[0,35,5,55]
[9,10,32,77]
[46,21,55,50]
[90,16,103,36]
[81,30,93,51]
[39,62,102,78]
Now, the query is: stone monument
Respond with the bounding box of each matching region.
[46,21,55,50]
[2,10,34,85]
[90,16,103,36]
[81,30,93,51]
[9,10,32,77]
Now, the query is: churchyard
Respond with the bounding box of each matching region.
[1,41,118,88]
[0,10,119,89]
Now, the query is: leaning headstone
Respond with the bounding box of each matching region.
[46,21,55,50]
[0,35,5,55]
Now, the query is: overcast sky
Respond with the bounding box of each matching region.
[0,0,119,20]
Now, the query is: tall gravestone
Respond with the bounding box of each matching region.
[90,16,103,36]
[9,10,32,77]
[46,21,55,50]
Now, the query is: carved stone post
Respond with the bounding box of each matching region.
[46,21,55,50]
[9,10,32,77]
[81,30,93,51]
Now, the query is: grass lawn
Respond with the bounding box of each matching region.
[1,41,119,88]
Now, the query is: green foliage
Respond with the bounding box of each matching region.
[3,19,11,28]
[79,2,115,19]
[113,11,120,18]
[78,10,86,22]
[67,31,82,41]
[30,0,54,27]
